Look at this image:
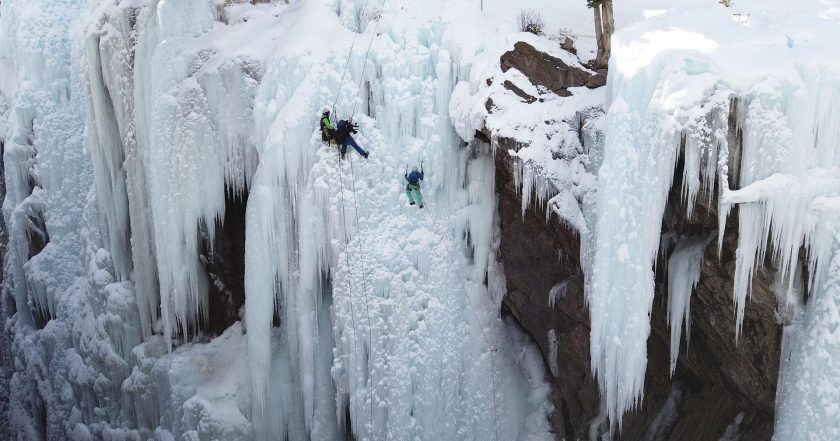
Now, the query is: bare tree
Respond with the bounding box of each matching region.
[587,0,614,70]
[518,8,545,35]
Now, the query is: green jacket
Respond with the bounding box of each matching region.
[320,116,336,143]
[321,116,335,131]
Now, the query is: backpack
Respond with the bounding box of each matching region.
[335,120,358,143]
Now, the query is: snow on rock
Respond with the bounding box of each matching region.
[449,30,604,239]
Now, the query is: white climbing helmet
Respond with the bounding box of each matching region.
[321,105,332,116]
[412,166,419,172]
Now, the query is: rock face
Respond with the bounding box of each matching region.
[491,41,779,440]
[496,148,779,440]
[585,73,607,89]
[502,80,538,103]
[500,41,594,96]
[560,36,577,55]
[495,146,597,439]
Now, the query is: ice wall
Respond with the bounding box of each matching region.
[0,0,127,438]
[132,0,265,346]
[85,0,160,339]
[1,0,553,439]
[588,1,840,435]
[245,1,552,439]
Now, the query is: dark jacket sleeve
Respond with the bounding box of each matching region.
[419,171,425,181]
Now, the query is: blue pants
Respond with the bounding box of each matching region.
[341,137,368,156]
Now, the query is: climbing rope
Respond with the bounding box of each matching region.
[330,4,387,435]
[331,0,372,112]
[335,150,376,436]
[348,158,376,432]
[423,205,500,441]
[350,0,386,119]
[330,3,503,438]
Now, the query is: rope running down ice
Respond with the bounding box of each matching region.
[334,151,368,430]
[331,0,371,112]
[423,206,500,441]
[334,3,500,438]
[332,1,387,436]
[351,0,386,119]
[344,5,386,432]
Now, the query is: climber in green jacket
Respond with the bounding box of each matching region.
[320,106,336,144]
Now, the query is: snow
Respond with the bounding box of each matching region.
[449,31,604,236]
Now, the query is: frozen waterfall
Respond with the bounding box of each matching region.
[588,1,840,436]
[0,0,553,439]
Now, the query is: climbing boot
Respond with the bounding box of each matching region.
[363,151,369,159]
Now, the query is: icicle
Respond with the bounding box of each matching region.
[666,233,714,374]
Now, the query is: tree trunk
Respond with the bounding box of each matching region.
[594,0,614,70]
[593,3,604,68]
[602,0,614,68]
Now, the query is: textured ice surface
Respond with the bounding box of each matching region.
[0,0,554,439]
[244,1,553,438]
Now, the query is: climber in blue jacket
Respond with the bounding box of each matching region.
[405,164,424,208]
[335,118,369,160]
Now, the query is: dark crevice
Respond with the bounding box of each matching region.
[31,304,51,331]
[199,185,248,336]
[26,209,49,260]
[560,399,575,441]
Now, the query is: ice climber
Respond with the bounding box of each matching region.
[320,106,336,144]
[335,118,370,159]
[405,165,424,208]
